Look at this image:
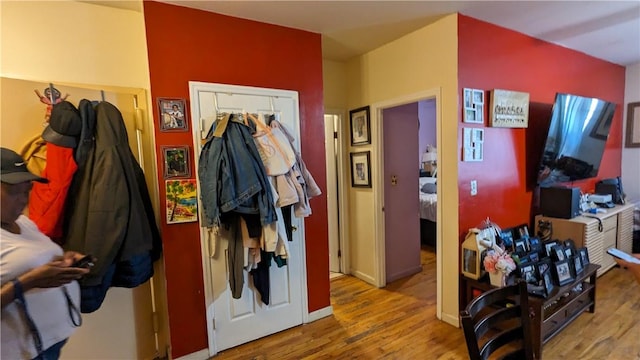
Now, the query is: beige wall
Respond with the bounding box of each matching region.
[322,59,349,112]
[343,14,461,324]
[0,2,167,359]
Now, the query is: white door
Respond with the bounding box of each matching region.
[189,82,307,356]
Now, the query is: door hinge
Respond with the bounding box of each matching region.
[338,249,342,257]
[333,131,338,139]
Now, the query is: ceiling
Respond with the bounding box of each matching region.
[91,1,640,66]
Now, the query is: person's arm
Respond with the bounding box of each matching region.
[1,261,89,308]
[614,254,640,284]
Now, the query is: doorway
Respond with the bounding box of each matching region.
[324,111,348,279]
[373,89,443,320]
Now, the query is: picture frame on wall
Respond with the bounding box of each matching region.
[162,146,191,178]
[158,97,188,132]
[350,151,371,187]
[165,179,198,224]
[625,101,640,148]
[349,106,371,145]
[463,88,485,124]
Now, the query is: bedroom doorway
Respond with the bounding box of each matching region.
[372,88,443,320]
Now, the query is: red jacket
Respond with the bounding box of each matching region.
[29,143,77,244]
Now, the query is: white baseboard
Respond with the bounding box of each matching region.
[173,348,209,360]
[305,305,333,323]
[441,312,459,328]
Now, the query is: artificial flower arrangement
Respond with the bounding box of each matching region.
[483,248,517,275]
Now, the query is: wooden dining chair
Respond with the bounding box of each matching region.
[460,280,536,360]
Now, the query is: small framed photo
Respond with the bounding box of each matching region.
[514,239,527,254]
[578,247,590,266]
[473,89,484,104]
[554,259,575,286]
[165,179,198,224]
[158,98,188,132]
[519,261,538,284]
[350,151,371,188]
[544,240,561,257]
[162,146,191,178]
[551,245,566,262]
[536,257,552,277]
[349,106,371,145]
[573,255,584,274]
[541,268,555,297]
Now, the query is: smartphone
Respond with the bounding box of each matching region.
[72,255,96,268]
[607,248,640,264]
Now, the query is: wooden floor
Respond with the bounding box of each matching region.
[212,247,640,359]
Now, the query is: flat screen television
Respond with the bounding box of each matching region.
[537,93,616,187]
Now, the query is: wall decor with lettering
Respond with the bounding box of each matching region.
[489,89,530,128]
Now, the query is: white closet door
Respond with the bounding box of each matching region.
[189,82,307,355]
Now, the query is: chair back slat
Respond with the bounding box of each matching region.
[460,280,536,360]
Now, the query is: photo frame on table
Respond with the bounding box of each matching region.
[578,247,590,266]
[551,245,566,262]
[544,240,561,257]
[536,257,552,277]
[350,151,371,188]
[519,261,538,284]
[573,255,584,274]
[349,106,371,145]
[541,268,555,297]
[158,97,188,132]
[553,259,575,286]
[162,146,191,179]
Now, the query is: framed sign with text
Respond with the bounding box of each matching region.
[489,89,530,128]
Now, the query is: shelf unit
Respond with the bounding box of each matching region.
[528,263,600,359]
[535,203,634,277]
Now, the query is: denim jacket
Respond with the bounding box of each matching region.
[199,113,276,227]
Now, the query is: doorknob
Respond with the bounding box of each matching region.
[292,225,298,232]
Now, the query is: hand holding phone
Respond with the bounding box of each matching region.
[71,255,96,268]
[607,248,640,264]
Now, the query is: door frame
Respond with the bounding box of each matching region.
[324,109,350,275]
[371,88,443,320]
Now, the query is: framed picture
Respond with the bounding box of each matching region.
[541,268,555,297]
[514,239,528,254]
[553,259,575,286]
[162,146,191,178]
[158,97,188,132]
[551,245,566,262]
[165,179,198,224]
[350,151,371,188]
[578,247,590,266]
[544,240,561,257]
[626,101,640,148]
[536,257,552,277]
[573,255,584,274]
[349,106,371,145]
[463,88,485,124]
[519,261,538,284]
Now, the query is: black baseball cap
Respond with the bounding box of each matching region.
[0,148,48,184]
[42,101,82,148]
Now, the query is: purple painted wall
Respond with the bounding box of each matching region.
[418,99,437,166]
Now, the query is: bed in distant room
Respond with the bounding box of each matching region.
[419,176,437,249]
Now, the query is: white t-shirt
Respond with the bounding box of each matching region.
[1,215,81,359]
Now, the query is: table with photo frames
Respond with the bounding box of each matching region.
[462,226,601,359]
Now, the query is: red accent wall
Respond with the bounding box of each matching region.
[143,2,329,357]
[457,15,625,240]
